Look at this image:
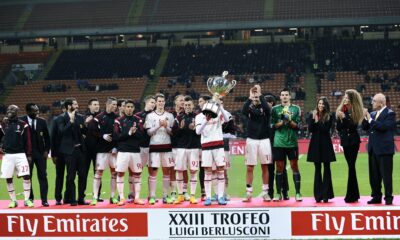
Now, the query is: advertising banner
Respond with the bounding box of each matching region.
[229,137,400,155]
[1,207,399,239]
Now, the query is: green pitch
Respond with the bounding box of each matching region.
[0,153,399,200]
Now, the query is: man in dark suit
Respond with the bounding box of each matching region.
[58,98,88,206]
[51,102,71,205]
[362,93,396,205]
[21,103,50,207]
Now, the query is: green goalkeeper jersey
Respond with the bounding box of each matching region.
[271,104,301,148]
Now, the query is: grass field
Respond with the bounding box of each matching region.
[0,153,399,201]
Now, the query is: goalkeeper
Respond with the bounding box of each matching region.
[270,88,303,202]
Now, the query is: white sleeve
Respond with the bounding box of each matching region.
[195,115,207,135]
[146,114,160,136]
[219,105,231,123]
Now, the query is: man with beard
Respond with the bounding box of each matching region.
[51,102,70,205]
[57,98,88,206]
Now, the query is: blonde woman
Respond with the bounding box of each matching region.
[336,89,364,203]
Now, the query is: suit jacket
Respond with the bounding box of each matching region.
[362,107,396,155]
[50,114,63,158]
[58,112,87,155]
[336,111,360,147]
[20,116,50,154]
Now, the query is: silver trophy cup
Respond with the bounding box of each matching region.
[202,71,236,118]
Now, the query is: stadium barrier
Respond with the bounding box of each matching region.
[229,137,400,155]
[1,206,400,239]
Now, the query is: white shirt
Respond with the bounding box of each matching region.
[27,116,36,130]
[368,106,386,123]
[195,112,225,147]
[145,111,174,146]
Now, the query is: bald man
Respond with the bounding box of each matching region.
[0,105,33,208]
[362,93,396,205]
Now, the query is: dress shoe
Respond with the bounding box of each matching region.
[283,193,290,201]
[70,202,78,206]
[63,200,71,204]
[97,198,104,202]
[385,197,393,205]
[344,197,359,203]
[55,201,62,206]
[78,200,89,205]
[42,201,49,207]
[323,199,329,203]
[345,199,358,203]
[367,198,382,204]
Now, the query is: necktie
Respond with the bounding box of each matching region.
[31,119,36,131]
[375,110,381,120]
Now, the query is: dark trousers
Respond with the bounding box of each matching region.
[54,154,70,202]
[85,148,101,195]
[199,161,205,194]
[64,147,87,203]
[267,163,275,197]
[29,151,48,201]
[369,152,393,199]
[314,162,334,201]
[282,161,289,194]
[275,158,289,195]
[343,144,360,202]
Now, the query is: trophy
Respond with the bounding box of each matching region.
[202,71,236,118]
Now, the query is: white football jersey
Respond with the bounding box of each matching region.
[195,112,225,147]
[145,111,174,146]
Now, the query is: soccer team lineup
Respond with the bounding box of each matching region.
[0,74,397,208]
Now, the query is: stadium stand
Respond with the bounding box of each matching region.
[317,70,400,119]
[162,43,310,76]
[0,0,398,34]
[274,0,400,19]
[139,0,264,25]
[0,4,25,31]
[4,77,147,116]
[157,74,305,111]
[0,51,52,81]
[314,39,400,72]
[46,47,162,79]
[23,0,132,30]
[314,39,400,119]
